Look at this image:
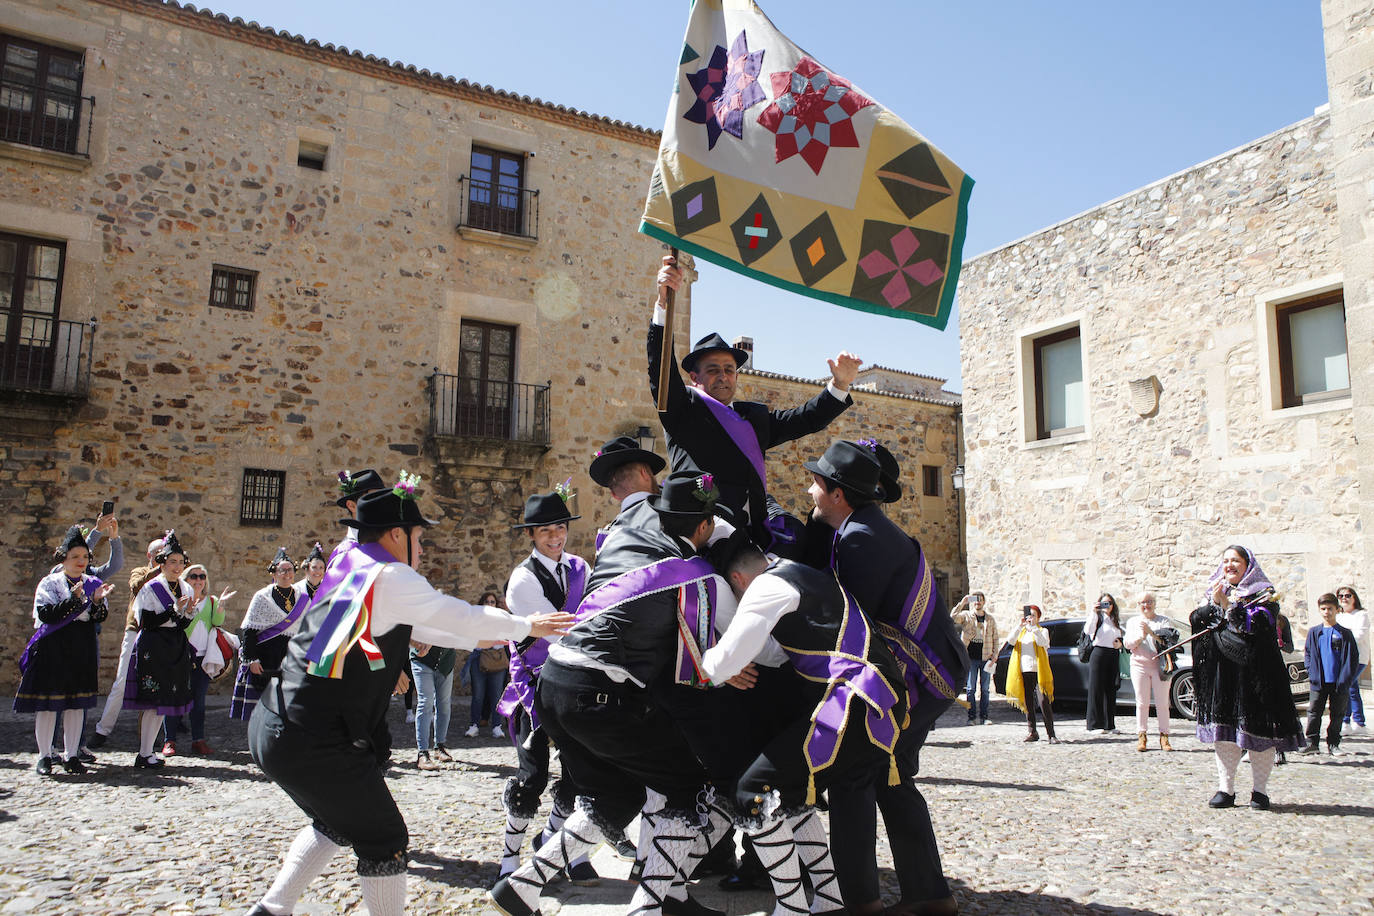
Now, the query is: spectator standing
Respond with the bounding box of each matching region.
[230,548,307,723]
[1084,593,1124,733]
[123,531,195,768]
[411,639,458,770]
[165,564,231,755]
[952,592,998,725]
[15,526,117,774]
[463,591,509,738]
[88,534,164,749]
[1301,593,1358,756]
[1335,586,1368,735]
[1124,593,1173,752]
[1005,604,1056,743]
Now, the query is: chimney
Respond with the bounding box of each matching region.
[732,335,754,369]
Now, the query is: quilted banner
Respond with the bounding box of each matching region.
[639,0,973,329]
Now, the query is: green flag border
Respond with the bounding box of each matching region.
[639,174,974,331]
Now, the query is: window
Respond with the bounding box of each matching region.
[1276,290,1348,408]
[466,146,527,235]
[921,465,942,498]
[0,231,67,390]
[240,468,285,526]
[297,140,328,171]
[1032,325,1085,439]
[456,319,516,438]
[0,33,85,154]
[210,265,257,311]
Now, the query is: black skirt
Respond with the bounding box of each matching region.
[124,625,194,716]
[13,619,101,713]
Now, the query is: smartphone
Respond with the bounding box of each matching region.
[101,499,115,516]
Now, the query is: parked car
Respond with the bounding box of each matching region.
[992,616,1308,720]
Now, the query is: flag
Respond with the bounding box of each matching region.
[639,0,973,330]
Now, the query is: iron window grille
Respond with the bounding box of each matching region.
[240,468,286,527]
[0,33,92,156]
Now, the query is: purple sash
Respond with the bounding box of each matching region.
[692,386,767,489]
[303,542,395,677]
[122,578,178,704]
[595,527,609,553]
[258,588,310,642]
[674,576,718,687]
[782,579,902,802]
[573,555,716,624]
[147,579,177,615]
[497,556,588,733]
[874,540,959,702]
[20,577,102,674]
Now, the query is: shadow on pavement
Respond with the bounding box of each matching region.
[951,884,1168,915]
[915,775,1064,793]
[1275,801,1374,817]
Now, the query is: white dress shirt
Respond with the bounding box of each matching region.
[369,561,529,650]
[701,572,790,683]
[506,549,574,644]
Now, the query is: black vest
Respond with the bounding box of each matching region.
[768,559,909,724]
[263,601,413,751]
[559,525,694,688]
[521,554,567,610]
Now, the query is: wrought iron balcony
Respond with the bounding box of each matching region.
[0,79,93,157]
[428,372,550,447]
[456,176,539,240]
[0,317,94,399]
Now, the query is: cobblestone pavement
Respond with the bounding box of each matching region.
[0,695,1370,916]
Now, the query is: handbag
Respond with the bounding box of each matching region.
[1076,630,1093,664]
[479,645,511,673]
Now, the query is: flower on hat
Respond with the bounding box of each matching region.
[337,469,353,492]
[593,449,603,458]
[856,438,878,453]
[692,473,718,506]
[554,477,575,503]
[393,470,422,500]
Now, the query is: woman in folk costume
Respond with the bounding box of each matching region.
[1191,545,1302,811]
[300,542,327,601]
[124,530,196,768]
[1005,605,1057,743]
[15,525,118,775]
[231,547,309,722]
[165,563,235,756]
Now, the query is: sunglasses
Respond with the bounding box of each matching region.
[1337,593,1354,599]
[186,573,206,580]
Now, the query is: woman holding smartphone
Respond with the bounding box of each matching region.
[1005,605,1057,743]
[15,525,117,774]
[1083,593,1124,733]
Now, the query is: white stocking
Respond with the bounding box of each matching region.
[138,711,162,757]
[790,809,842,914]
[748,817,808,916]
[1249,747,1276,794]
[360,873,407,916]
[501,815,530,876]
[34,711,56,759]
[1214,740,1242,794]
[61,709,84,760]
[628,814,699,916]
[507,807,605,910]
[260,826,342,914]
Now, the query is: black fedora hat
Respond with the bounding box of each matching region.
[589,436,666,487]
[512,491,580,530]
[870,441,903,503]
[680,332,750,374]
[336,468,386,508]
[341,484,439,531]
[649,470,721,519]
[803,441,884,500]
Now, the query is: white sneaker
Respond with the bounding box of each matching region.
[464,724,479,738]
[983,719,993,726]
[491,725,504,737]
[1353,723,1368,734]
[1342,721,1352,736]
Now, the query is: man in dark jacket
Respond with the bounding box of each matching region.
[1302,593,1359,755]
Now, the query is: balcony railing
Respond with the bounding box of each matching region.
[0,80,94,157]
[457,176,539,240]
[0,317,95,398]
[429,372,550,447]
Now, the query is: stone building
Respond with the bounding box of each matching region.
[0,0,962,690]
[958,0,1374,651]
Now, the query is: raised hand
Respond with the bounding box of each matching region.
[827,351,863,391]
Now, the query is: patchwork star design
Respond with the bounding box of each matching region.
[850,221,950,316]
[683,31,767,150]
[757,56,873,175]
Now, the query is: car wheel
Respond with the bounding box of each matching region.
[1170,669,1196,721]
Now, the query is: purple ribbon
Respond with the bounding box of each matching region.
[497,556,589,735]
[303,542,397,668]
[595,528,609,553]
[147,579,176,613]
[782,581,901,777]
[258,588,310,642]
[675,576,718,686]
[573,555,716,624]
[692,385,767,490]
[20,577,102,674]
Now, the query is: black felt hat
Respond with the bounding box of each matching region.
[268,546,293,573]
[336,468,386,508]
[341,488,439,530]
[680,332,750,374]
[803,441,884,500]
[57,525,87,557]
[512,492,580,530]
[871,442,903,504]
[589,436,666,487]
[649,470,721,519]
[155,529,188,562]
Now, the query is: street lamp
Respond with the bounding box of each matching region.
[952,465,965,491]
[635,425,657,454]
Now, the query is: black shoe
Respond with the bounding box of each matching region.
[244,904,287,916]
[663,894,727,916]
[612,836,637,860]
[77,747,97,764]
[694,839,737,878]
[1208,791,1236,809]
[1298,742,1319,755]
[35,756,53,776]
[86,732,107,750]
[62,757,86,775]
[133,754,165,769]
[490,877,539,916]
[565,860,600,887]
[1249,791,1271,810]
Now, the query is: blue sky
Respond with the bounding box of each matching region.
[202,1,1329,390]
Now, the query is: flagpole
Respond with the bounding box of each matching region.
[655,246,679,412]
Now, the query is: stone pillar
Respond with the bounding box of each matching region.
[1321,1,1374,576]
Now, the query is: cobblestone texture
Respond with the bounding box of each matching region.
[0,696,1370,915]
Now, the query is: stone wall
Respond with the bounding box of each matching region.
[958,113,1358,641]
